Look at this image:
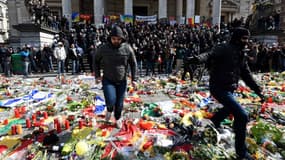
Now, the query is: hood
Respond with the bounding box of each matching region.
[109,26,125,40]
[107,26,126,44]
[230,27,250,44]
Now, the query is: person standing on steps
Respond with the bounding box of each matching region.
[94,25,138,128]
[53,42,67,79]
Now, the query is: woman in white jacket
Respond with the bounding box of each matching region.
[53,42,67,77]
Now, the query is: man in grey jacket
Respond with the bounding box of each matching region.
[95,25,138,128]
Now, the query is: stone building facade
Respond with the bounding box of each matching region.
[279,0,285,30]
[45,0,253,25]
[0,0,8,44]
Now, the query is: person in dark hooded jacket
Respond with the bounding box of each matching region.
[95,25,138,128]
[191,27,265,160]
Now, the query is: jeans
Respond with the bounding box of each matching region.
[23,61,29,76]
[48,56,54,71]
[72,60,79,74]
[145,61,155,76]
[137,60,143,76]
[4,61,11,77]
[57,60,65,75]
[175,59,183,73]
[102,78,127,120]
[210,86,249,158]
[165,59,174,74]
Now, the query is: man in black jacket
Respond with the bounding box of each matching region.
[193,27,264,160]
[2,46,13,77]
[95,25,138,128]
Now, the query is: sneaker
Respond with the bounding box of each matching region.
[115,119,123,129]
[105,112,112,122]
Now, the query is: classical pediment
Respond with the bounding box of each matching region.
[222,0,239,7]
[208,0,239,12]
[209,0,239,8]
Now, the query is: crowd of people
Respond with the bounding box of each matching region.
[0,21,285,78]
[255,10,280,31]
[24,0,69,30]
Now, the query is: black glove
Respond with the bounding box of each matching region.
[186,55,199,64]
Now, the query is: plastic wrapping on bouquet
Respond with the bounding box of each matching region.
[94,96,106,114]
[198,97,212,108]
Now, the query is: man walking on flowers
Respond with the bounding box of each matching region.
[95,25,138,128]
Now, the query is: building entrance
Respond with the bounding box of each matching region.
[133,6,148,16]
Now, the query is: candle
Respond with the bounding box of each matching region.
[11,125,17,135]
[79,120,83,129]
[21,107,26,113]
[32,114,37,122]
[36,111,41,116]
[40,118,45,123]
[261,106,266,113]
[56,122,61,133]
[88,120,92,127]
[14,109,20,118]
[43,112,48,119]
[65,120,70,130]
[54,118,59,128]
[26,118,31,128]
[268,97,273,103]
[17,125,23,134]
[3,119,8,125]
[39,127,44,133]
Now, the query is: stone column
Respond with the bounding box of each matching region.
[94,0,104,26]
[158,0,167,19]
[186,0,195,23]
[62,0,72,29]
[1,2,8,41]
[124,0,133,15]
[176,0,183,23]
[212,0,221,31]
